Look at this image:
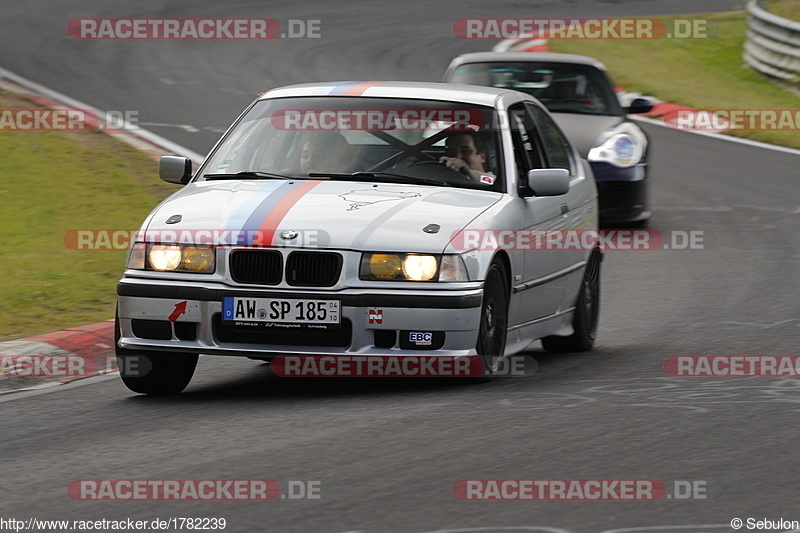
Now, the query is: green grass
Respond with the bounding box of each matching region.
[764,0,800,22]
[548,11,800,148]
[0,91,177,340]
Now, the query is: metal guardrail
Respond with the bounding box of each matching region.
[744,0,800,84]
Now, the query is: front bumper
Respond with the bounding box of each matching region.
[117,278,484,358]
[591,162,649,225]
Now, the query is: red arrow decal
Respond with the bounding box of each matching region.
[168,301,187,322]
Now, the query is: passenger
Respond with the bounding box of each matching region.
[299,132,351,173]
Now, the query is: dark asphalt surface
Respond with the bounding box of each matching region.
[3,1,800,532]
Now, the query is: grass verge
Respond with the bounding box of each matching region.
[764,0,800,22]
[0,89,178,341]
[548,11,800,149]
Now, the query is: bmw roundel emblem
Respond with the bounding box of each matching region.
[280,230,299,240]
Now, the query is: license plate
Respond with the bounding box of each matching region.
[222,297,340,327]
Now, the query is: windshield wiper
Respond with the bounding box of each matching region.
[203,171,301,180]
[308,172,450,187]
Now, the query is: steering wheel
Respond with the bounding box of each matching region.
[408,159,474,182]
[367,150,438,173]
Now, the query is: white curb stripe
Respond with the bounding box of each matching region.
[0,65,205,163]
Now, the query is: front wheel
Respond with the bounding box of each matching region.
[542,250,601,353]
[476,260,510,377]
[115,315,197,395]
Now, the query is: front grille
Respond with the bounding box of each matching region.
[213,315,352,348]
[285,252,342,287]
[230,250,282,285]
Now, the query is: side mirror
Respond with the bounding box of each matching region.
[626,97,653,115]
[159,156,193,184]
[526,168,570,197]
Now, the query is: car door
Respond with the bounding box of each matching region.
[526,101,597,311]
[507,103,571,324]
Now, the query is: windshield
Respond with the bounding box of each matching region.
[200,97,504,191]
[449,62,623,117]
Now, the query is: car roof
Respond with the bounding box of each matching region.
[447,52,608,72]
[260,81,528,107]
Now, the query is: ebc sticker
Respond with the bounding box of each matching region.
[409,332,433,346]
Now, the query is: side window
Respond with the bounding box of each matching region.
[526,102,576,176]
[508,104,551,196]
[507,104,546,177]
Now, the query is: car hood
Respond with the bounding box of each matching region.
[144,180,501,252]
[550,114,623,157]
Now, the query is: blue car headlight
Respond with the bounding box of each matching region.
[588,134,643,168]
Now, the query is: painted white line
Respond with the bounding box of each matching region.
[598,525,730,533]
[0,372,119,403]
[0,64,205,163]
[631,115,800,157]
[722,319,799,328]
[417,528,571,533]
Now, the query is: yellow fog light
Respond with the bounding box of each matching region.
[369,254,403,279]
[148,244,182,271]
[181,246,215,273]
[402,255,438,281]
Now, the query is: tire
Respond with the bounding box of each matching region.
[475,260,510,378]
[542,250,601,353]
[115,313,198,395]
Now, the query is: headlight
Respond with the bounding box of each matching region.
[149,244,182,271]
[588,133,643,168]
[360,253,468,282]
[401,255,438,281]
[126,242,216,274]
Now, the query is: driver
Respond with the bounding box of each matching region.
[439,132,495,185]
[553,77,595,106]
